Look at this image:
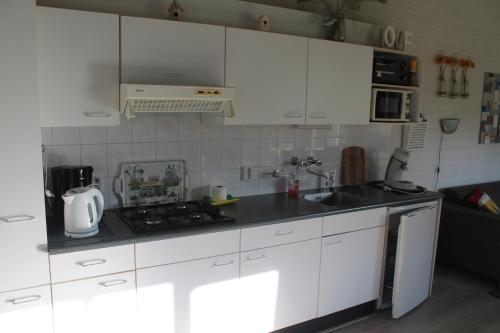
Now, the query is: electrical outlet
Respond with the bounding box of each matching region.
[241,166,255,181]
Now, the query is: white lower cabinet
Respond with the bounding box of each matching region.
[136,253,240,333]
[239,239,321,332]
[318,226,386,317]
[52,271,136,333]
[0,285,53,333]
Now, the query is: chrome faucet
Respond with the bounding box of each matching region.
[291,156,323,168]
[308,168,337,192]
[291,156,336,191]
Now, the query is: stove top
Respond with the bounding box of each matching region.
[116,201,235,233]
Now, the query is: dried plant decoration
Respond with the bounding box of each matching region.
[459,59,475,98]
[435,55,449,97]
[448,57,460,98]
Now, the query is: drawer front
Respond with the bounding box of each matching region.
[135,230,240,269]
[322,208,387,236]
[52,271,136,333]
[50,244,135,283]
[0,285,53,333]
[241,218,322,251]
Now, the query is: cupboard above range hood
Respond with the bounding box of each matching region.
[120,84,235,119]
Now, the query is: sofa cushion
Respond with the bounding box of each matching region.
[442,181,500,205]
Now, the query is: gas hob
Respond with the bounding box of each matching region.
[116,201,235,233]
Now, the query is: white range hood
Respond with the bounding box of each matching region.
[120,84,235,119]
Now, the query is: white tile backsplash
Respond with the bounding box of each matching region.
[221,140,241,169]
[241,140,260,167]
[132,142,156,161]
[156,141,179,160]
[80,127,107,145]
[132,115,156,143]
[51,145,81,166]
[178,141,201,172]
[259,139,278,167]
[52,127,80,145]
[294,137,312,160]
[201,113,222,141]
[44,111,406,203]
[201,141,222,170]
[241,126,260,140]
[241,178,259,196]
[202,169,241,197]
[277,138,294,166]
[259,126,278,140]
[221,125,241,140]
[107,117,131,143]
[107,143,132,177]
[156,114,179,142]
[81,144,108,179]
[276,126,296,139]
[178,114,201,141]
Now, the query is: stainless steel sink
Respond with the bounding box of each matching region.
[302,192,369,207]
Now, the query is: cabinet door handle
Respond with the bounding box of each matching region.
[99,279,128,287]
[310,114,327,119]
[246,254,266,261]
[325,239,342,246]
[0,215,35,223]
[274,229,294,237]
[76,259,107,267]
[135,89,145,92]
[7,295,42,305]
[284,112,303,119]
[213,259,235,267]
[84,112,112,118]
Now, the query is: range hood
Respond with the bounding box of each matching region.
[120,84,235,119]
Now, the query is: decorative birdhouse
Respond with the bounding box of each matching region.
[257,15,271,32]
[169,0,184,21]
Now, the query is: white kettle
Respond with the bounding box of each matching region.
[62,186,104,238]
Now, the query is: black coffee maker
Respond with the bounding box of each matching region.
[51,166,93,224]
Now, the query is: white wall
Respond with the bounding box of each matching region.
[347,0,500,189]
[38,0,500,207]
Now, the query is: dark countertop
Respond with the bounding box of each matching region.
[47,185,443,255]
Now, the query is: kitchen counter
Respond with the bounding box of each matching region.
[47,185,443,254]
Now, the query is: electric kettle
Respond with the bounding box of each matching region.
[62,186,104,238]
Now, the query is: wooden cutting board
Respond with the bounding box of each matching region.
[341,146,365,186]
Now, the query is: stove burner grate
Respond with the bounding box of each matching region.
[117,200,234,233]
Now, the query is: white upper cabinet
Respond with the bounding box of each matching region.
[306,38,373,125]
[37,7,120,127]
[0,0,50,293]
[121,16,225,86]
[225,28,308,125]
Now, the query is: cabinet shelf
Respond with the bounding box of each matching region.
[373,47,417,58]
[371,83,420,91]
[369,121,418,126]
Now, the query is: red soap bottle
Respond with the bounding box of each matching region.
[288,174,299,198]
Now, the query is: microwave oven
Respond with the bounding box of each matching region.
[371,88,412,122]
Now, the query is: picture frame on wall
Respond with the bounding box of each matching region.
[479,72,500,144]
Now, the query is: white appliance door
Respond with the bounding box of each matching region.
[392,205,438,319]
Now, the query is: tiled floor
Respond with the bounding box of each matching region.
[330,266,500,333]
